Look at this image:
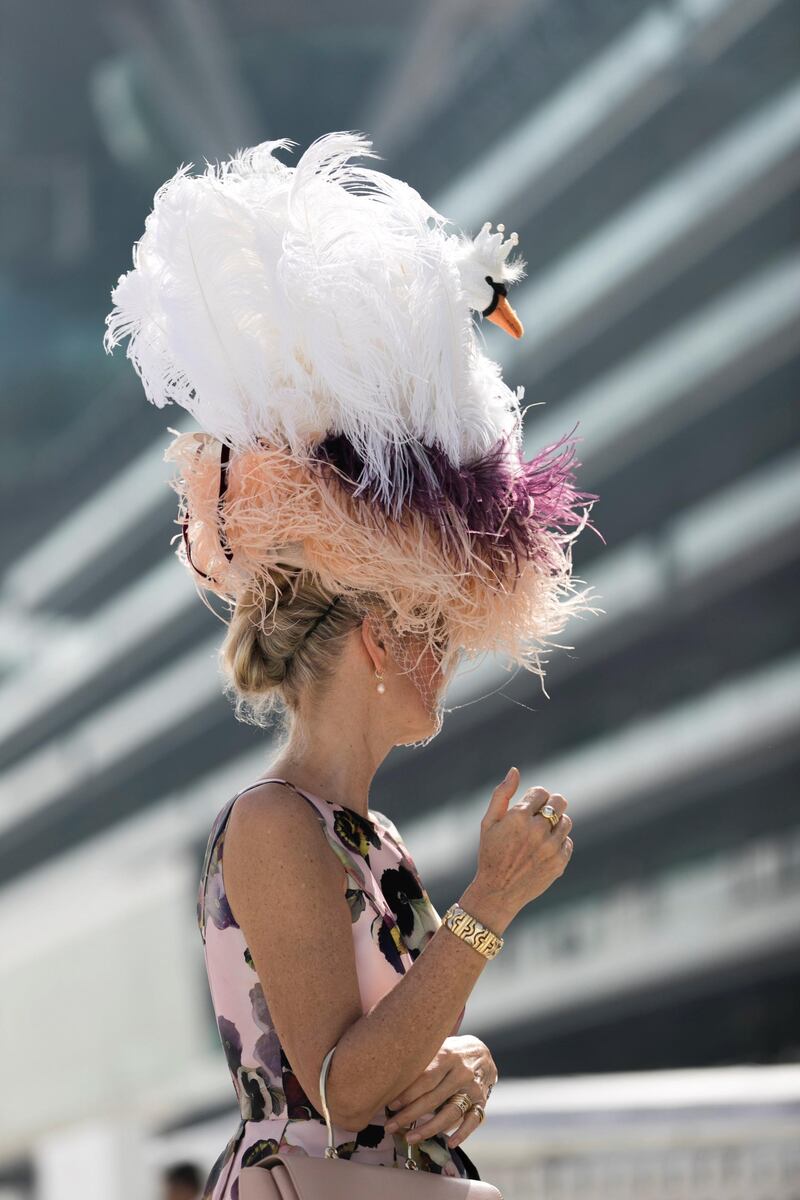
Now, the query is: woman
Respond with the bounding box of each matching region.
[104,131,601,1196]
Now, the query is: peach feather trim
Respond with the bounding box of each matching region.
[164,431,602,683]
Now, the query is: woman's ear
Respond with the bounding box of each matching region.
[360,614,387,673]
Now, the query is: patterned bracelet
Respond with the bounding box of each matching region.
[441,903,504,960]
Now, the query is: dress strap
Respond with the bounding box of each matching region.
[236,776,308,800]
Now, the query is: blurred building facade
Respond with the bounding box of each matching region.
[0,0,798,1196]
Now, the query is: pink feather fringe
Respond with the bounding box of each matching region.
[164,429,603,683]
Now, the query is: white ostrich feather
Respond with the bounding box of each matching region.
[103,130,527,507]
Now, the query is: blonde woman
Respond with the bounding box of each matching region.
[104,131,600,1196]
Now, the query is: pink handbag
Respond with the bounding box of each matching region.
[239,1043,503,1198]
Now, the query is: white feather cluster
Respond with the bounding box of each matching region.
[103,130,526,506]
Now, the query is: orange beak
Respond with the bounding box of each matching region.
[487,294,524,339]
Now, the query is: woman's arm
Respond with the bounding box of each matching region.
[223,783,514,1131]
[332,876,510,1128]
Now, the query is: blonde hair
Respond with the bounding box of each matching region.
[219,570,382,728]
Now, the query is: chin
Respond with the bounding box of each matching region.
[398,704,445,747]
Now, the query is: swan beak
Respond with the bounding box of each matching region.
[487,295,524,339]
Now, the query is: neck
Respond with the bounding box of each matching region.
[266,703,393,820]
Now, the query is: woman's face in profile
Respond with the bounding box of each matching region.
[392,629,455,744]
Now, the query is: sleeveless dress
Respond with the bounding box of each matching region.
[196,777,483,1199]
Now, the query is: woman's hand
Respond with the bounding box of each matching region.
[383,1035,497,1149]
[474,769,574,919]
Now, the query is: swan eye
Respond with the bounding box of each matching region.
[482,275,507,317]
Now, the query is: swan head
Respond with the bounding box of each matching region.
[449,220,526,339]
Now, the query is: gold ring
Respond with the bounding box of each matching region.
[472,1104,486,1123]
[449,1092,473,1117]
[537,803,560,830]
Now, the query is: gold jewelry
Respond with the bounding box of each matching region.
[375,669,386,694]
[537,803,559,830]
[448,1092,473,1117]
[441,903,504,960]
[472,1104,486,1124]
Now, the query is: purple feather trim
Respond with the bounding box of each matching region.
[311,421,603,574]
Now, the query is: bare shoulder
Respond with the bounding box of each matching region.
[223,781,345,904]
[226,779,322,839]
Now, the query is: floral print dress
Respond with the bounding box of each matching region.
[196,777,482,1198]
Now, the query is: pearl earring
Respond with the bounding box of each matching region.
[375,669,386,694]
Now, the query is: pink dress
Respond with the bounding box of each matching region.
[196,777,481,1198]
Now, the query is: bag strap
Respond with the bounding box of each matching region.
[318,1045,340,1159]
[319,1043,418,1168]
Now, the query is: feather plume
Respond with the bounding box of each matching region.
[103,131,523,510]
[164,429,604,682]
[312,413,601,564]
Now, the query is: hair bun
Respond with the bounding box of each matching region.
[218,574,369,727]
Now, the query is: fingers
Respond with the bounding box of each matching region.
[446,1103,484,1150]
[523,788,568,819]
[385,1069,463,1133]
[404,1093,488,1149]
[531,789,567,817]
[517,790,574,875]
[403,1094,477,1145]
[385,1088,446,1133]
[549,792,569,816]
[483,766,520,827]
[387,1072,480,1140]
[548,795,572,844]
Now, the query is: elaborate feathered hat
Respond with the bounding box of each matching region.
[103,131,601,685]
